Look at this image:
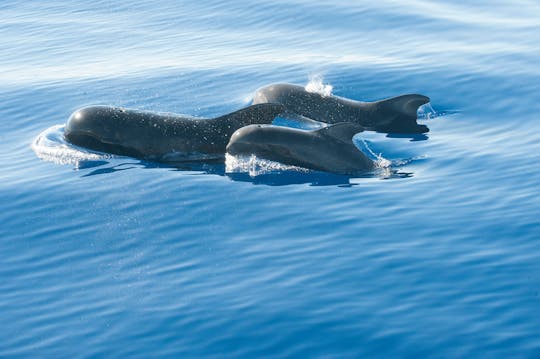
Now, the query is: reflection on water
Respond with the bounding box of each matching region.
[75,157,413,186]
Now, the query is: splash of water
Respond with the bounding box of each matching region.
[305,75,333,97]
[417,102,438,119]
[32,125,111,167]
[225,153,308,177]
[355,137,392,169]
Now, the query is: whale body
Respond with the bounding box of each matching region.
[252,83,430,134]
[226,122,374,175]
[64,104,284,161]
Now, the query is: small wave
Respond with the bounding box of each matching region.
[355,137,392,169]
[391,155,427,167]
[225,153,309,177]
[305,75,333,97]
[417,103,439,119]
[32,125,112,167]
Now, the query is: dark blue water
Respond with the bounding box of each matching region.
[2,1,540,357]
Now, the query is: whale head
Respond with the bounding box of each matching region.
[64,106,144,157]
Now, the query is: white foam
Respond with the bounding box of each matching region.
[417,103,438,119]
[225,153,308,177]
[305,75,333,97]
[355,137,392,169]
[31,125,111,167]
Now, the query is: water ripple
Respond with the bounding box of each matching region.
[2,0,540,357]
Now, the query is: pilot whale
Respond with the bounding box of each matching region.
[64,103,284,161]
[226,122,374,175]
[252,83,430,134]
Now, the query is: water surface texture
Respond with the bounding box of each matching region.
[1,1,540,357]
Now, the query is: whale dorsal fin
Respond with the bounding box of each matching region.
[316,122,364,142]
[372,94,430,133]
[376,94,429,118]
[213,103,284,126]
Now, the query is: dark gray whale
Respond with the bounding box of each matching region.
[226,122,374,175]
[64,104,284,161]
[252,83,430,134]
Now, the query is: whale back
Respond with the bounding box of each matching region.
[252,83,429,134]
[174,103,285,154]
[212,103,284,128]
[65,103,284,159]
[253,84,358,123]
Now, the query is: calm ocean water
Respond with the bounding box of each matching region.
[1,1,540,357]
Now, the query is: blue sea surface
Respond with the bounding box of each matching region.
[1,1,540,357]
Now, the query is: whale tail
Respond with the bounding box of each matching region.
[370,94,430,134]
[214,103,284,126]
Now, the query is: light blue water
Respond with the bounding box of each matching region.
[2,1,540,357]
